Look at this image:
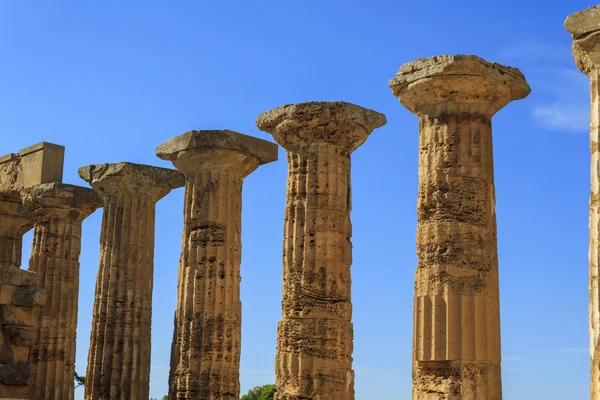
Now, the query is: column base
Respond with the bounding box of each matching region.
[412,361,501,400]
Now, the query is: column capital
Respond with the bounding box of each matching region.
[78,162,185,202]
[389,55,530,116]
[22,183,103,221]
[256,101,386,154]
[565,6,600,76]
[156,130,278,176]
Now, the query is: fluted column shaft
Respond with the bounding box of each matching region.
[278,143,354,399]
[24,183,102,400]
[170,169,243,399]
[413,103,501,397]
[389,55,530,400]
[156,129,277,400]
[589,70,600,399]
[564,10,600,397]
[79,162,183,400]
[89,193,154,399]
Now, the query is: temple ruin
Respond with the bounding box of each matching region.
[3,5,600,400]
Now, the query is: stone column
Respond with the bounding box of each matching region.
[256,102,386,400]
[22,183,102,400]
[389,55,530,399]
[156,130,278,400]
[565,7,600,399]
[78,162,184,400]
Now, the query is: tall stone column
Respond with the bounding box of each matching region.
[156,130,278,400]
[256,102,386,400]
[78,162,184,400]
[565,7,600,399]
[23,183,103,400]
[389,55,530,399]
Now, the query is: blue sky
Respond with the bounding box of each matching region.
[0,1,595,398]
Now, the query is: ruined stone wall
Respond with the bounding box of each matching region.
[0,267,46,399]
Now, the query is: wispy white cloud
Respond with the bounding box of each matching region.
[532,104,588,133]
[497,41,571,63]
[528,347,588,354]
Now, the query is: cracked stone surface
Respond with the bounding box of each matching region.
[157,130,277,400]
[257,101,386,400]
[566,8,600,399]
[389,55,530,400]
[79,162,184,400]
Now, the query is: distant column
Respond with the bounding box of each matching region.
[565,7,600,399]
[256,102,386,400]
[389,55,530,399]
[156,130,277,400]
[24,183,102,400]
[79,162,184,400]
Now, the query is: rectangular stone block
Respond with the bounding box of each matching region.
[19,142,64,187]
[0,285,16,305]
[0,267,36,287]
[0,306,33,326]
[0,345,28,364]
[0,363,30,386]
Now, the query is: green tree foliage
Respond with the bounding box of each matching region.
[258,384,276,400]
[241,384,276,400]
[74,371,85,388]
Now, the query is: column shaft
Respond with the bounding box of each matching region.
[85,193,154,399]
[590,70,600,398]
[276,143,354,399]
[413,103,501,398]
[29,210,84,400]
[170,170,242,399]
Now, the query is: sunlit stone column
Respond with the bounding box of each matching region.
[157,130,277,400]
[78,162,184,400]
[389,55,530,399]
[23,183,102,400]
[256,102,386,400]
[565,7,600,399]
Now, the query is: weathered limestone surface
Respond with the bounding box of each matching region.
[22,183,102,400]
[566,8,600,399]
[0,267,47,399]
[257,102,386,400]
[79,162,184,400]
[390,55,530,400]
[157,130,277,400]
[0,142,64,398]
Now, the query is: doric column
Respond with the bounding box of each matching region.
[256,102,386,400]
[78,162,184,400]
[22,183,102,400]
[0,191,33,269]
[565,7,600,399]
[156,130,278,400]
[389,55,530,399]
